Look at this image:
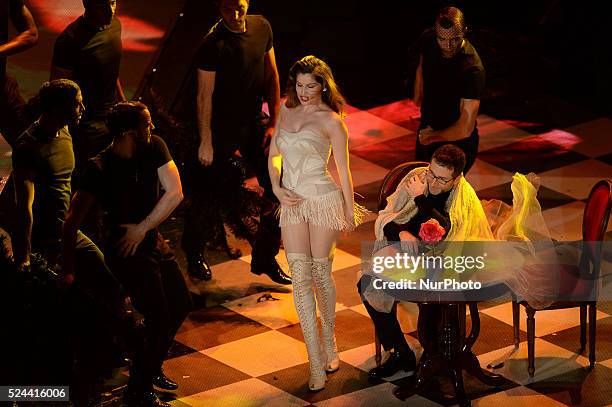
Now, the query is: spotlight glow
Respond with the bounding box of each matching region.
[28,0,164,52]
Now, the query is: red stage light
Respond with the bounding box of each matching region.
[28,0,164,52]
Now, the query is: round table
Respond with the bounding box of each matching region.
[389,283,509,407]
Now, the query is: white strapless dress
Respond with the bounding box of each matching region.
[276,128,367,231]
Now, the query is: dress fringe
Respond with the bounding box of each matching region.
[278,189,369,231]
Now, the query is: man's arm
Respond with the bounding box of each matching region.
[197,69,215,166]
[116,78,126,102]
[12,166,35,269]
[61,191,97,279]
[143,160,183,230]
[262,47,281,147]
[0,4,38,57]
[116,160,183,257]
[420,98,480,144]
[413,54,423,107]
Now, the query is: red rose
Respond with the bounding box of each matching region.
[419,219,446,242]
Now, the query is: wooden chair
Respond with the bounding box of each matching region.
[512,179,612,376]
[374,161,428,366]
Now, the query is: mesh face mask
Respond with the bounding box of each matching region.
[435,23,465,58]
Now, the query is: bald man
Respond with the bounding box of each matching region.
[51,0,125,172]
[411,6,485,174]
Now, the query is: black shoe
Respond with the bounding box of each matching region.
[368,349,416,380]
[251,259,292,285]
[152,369,178,391]
[112,297,145,334]
[187,253,212,281]
[124,391,170,407]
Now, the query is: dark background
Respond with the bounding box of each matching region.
[141,0,612,119]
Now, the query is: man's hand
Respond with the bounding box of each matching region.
[16,259,30,273]
[405,173,427,199]
[116,223,147,257]
[262,126,274,156]
[273,186,302,207]
[418,126,435,145]
[198,140,213,166]
[399,231,420,256]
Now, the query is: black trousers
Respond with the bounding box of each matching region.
[106,232,192,392]
[67,231,128,384]
[71,230,124,304]
[7,231,126,385]
[415,126,479,174]
[182,120,281,268]
[357,275,441,353]
[357,275,409,352]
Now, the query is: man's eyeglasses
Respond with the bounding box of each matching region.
[424,168,455,185]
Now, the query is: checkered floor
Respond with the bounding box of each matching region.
[3,98,611,406]
[147,99,612,407]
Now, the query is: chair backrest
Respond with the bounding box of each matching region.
[580,178,612,277]
[583,179,612,242]
[377,161,428,211]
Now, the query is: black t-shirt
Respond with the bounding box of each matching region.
[80,135,172,245]
[384,189,452,241]
[414,28,485,130]
[52,16,122,118]
[0,0,24,79]
[197,15,273,135]
[12,122,75,252]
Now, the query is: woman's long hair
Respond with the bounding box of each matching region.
[285,55,346,117]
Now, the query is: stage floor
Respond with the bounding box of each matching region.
[3,4,612,405]
[150,100,612,407]
[1,97,611,406]
[1,98,611,407]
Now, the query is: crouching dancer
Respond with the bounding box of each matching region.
[63,101,192,407]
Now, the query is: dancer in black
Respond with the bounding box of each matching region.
[13,79,123,305]
[412,6,484,173]
[181,0,290,284]
[51,0,125,170]
[63,102,192,407]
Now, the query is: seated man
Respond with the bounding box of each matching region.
[63,101,192,407]
[358,144,492,380]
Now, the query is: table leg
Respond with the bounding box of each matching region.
[394,302,505,404]
[451,367,470,407]
[393,352,442,401]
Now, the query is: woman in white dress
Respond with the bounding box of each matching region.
[268,55,366,391]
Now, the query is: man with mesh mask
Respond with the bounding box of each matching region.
[411,6,484,174]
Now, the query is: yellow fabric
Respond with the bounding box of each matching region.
[374,167,492,246]
[365,171,559,312]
